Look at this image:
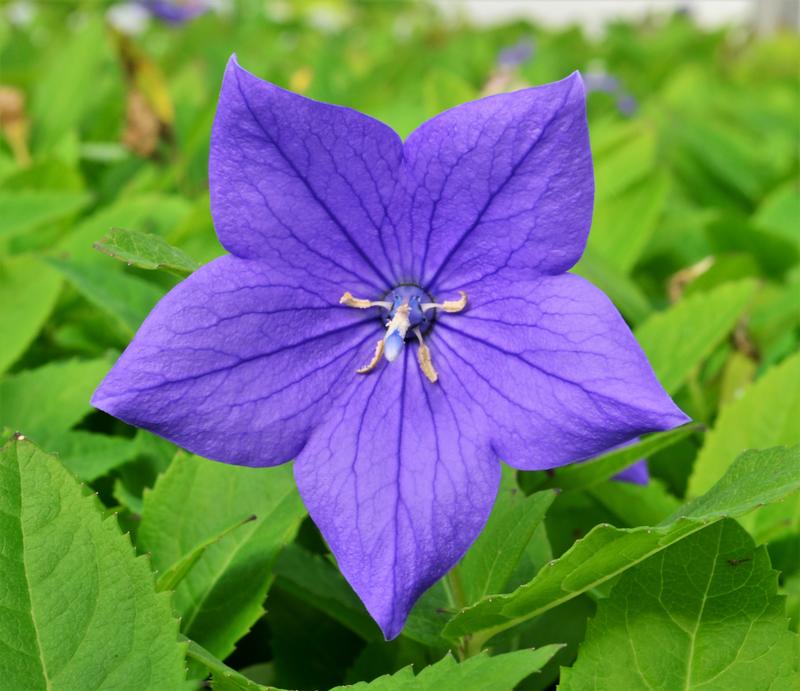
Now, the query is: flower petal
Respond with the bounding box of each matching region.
[395,72,592,293]
[433,273,689,470]
[614,460,650,485]
[92,255,377,467]
[294,349,500,639]
[210,55,404,293]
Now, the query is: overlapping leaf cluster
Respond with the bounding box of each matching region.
[1,2,798,689]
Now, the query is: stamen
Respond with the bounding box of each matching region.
[421,290,467,314]
[357,339,385,374]
[415,328,438,383]
[340,291,392,310]
[341,286,463,383]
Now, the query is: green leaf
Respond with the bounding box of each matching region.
[48,257,164,334]
[138,453,306,659]
[0,191,90,241]
[443,445,800,641]
[58,193,192,263]
[756,181,800,247]
[535,424,700,493]
[593,121,657,200]
[184,636,270,691]
[52,429,140,482]
[560,520,799,690]
[0,358,110,445]
[330,646,564,690]
[588,478,682,527]
[706,215,800,277]
[573,249,652,324]
[31,17,112,149]
[0,437,185,690]
[670,118,770,203]
[590,172,669,273]
[273,544,381,641]
[422,69,476,118]
[689,354,800,543]
[689,352,800,496]
[156,514,257,593]
[0,256,61,373]
[673,445,800,522]
[94,227,200,276]
[635,279,757,393]
[193,639,561,691]
[459,469,556,604]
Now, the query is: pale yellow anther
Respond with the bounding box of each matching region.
[415,328,438,383]
[421,290,467,314]
[441,290,468,313]
[340,291,372,309]
[342,288,462,383]
[340,292,392,310]
[356,339,385,374]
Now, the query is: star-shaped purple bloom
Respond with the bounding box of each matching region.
[92,56,688,639]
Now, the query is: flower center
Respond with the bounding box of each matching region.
[339,285,467,383]
[379,284,433,360]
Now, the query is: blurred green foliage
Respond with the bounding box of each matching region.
[0,2,798,689]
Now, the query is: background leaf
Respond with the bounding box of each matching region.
[0,358,110,446]
[689,352,800,495]
[444,445,800,640]
[0,256,61,373]
[0,437,185,690]
[0,191,90,241]
[331,645,563,690]
[533,424,699,493]
[273,543,381,641]
[459,470,556,604]
[94,227,201,276]
[561,520,799,690]
[138,453,307,660]
[635,279,757,394]
[48,258,165,335]
[589,171,669,273]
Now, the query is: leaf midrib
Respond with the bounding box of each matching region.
[15,443,53,691]
[451,517,711,640]
[682,524,723,690]
[180,490,296,637]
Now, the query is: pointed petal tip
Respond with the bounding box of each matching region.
[658,399,693,430]
[89,379,111,412]
[376,613,405,641]
[366,597,413,641]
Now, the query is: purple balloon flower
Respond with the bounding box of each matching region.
[92,56,688,639]
[614,459,649,485]
[140,0,209,24]
[497,38,535,68]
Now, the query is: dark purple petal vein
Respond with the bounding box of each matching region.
[294,347,500,639]
[392,72,593,294]
[210,56,405,293]
[430,272,688,470]
[92,255,375,467]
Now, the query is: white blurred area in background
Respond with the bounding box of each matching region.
[433,0,800,35]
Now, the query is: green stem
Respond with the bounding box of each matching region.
[443,567,484,660]
[444,567,467,610]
